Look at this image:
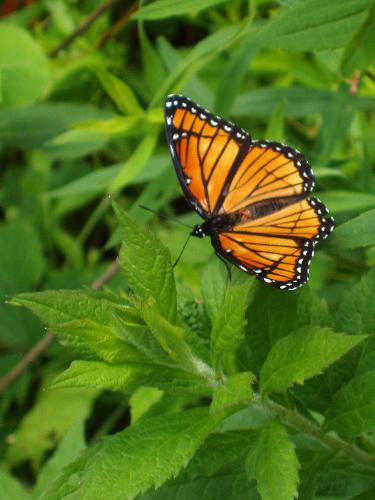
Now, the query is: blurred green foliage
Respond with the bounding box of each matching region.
[1,0,375,498]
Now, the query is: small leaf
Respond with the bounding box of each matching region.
[41,408,223,500]
[201,258,228,324]
[94,67,143,115]
[141,302,214,383]
[246,421,300,500]
[211,271,254,373]
[108,130,159,193]
[330,208,375,249]
[341,1,375,75]
[325,371,375,437]
[210,372,254,415]
[255,0,369,51]
[260,327,367,395]
[132,0,229,20]
[114,204,177,322]
[0,22,49,105]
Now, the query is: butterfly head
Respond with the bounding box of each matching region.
[191,224,207,239]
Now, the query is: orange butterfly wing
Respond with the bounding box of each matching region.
[211,198,334,290]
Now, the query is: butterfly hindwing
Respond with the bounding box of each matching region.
[211,198,334,290]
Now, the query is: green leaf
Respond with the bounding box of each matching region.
[330,208,375,249]
[139,24,167,95]
[341,1,375,75]
[51,359,212,395]
[211,271,254,373]
[129,387,164,424]
[41,408,223,500]
[132,0,229,20]
[114,204,177,322]
[265,101,286,142]
[0,103,110,149]
[246,286,331,375]
[0,22,49,105]
[108,130,159,193]
[137,431,256,500]
[260,328,367,395]
[94,67,144,115]
[232,87,375,118]
[141,302,214,383]
[201,258,228,324]
[256,0,369,51]
[10,289,125,327]
[210,372,254,415]
[5,382,95,468]
[52,320,148,364]
[246,421,300,500]
[325,371,375,437]
[319,191,375,214]
[43,128,108,160]
[0,468,30,500]
[34,421,86,498]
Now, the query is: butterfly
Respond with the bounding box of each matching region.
[164,94,334,290]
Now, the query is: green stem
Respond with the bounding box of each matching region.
[78,195,113,244]
[253,395,375,469]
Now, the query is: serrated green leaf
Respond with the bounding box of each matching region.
[129,386,164,424]
[211,270,254,373]
[330,208,375,249]
[34,421,86,499]
[114,204,177,322]
[40,408,223,500]
[108,130,159,193]
[132,0,229,20]
[52,320,148,364]
[246,421,300,500]
[246,286,331,375]
[341,1,375,75]
[137,431,256,500]
[0,22,49,105]
[51,359,212,395]
[141,302,215,383]
[325,371,375,437]
[210,372,254,415]
[0,468,30,500]
[256,0,369,51]
[10,289,126,327]
[94,67,143,115]
[201,258,228,324]
[260,328,367,395]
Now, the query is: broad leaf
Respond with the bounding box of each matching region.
[256,0,369,51]
[40,408,223,500]
[246,421,300,500]
[330,208,375,249]
[114,204,177,321]
[51,360,212,395]
[201,258,228,324]
[325,371,375,437]
[211,270,254,373]
[0,468,30,500]
[0,22,49,105]
[132,0,229,20]
[260,328,366,395]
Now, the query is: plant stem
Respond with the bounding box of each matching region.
[253,395,375,469]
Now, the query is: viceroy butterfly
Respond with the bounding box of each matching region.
[165,94,334,290]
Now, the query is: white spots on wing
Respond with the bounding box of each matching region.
[172,133,179,140]
[169,144,175,156]
[279,285,287,289]
[254,269,262,274]
[310,199,316,206]
[200,113,206,119]
[287,151,294,158]
[191,107,197,114]
[166,116,172,125]
[259,142,267,148]
[165,101,172,108]
[182,102,187,108]
[181,132,188,137]
[263,278,273,283]
[225,248,232,253]
[224,125,232,132]
[210,119,218,126]
[173,100,178,106]
[185,177,191,185]
[239,265,247,272]
[274,146,282,151]
[297,266,302,273]
[302,171,308,178]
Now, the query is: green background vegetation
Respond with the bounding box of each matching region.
[1,0,375,498]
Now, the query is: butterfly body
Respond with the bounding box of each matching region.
[165,94,334,290]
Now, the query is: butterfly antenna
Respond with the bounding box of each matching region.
[139,205,193,229]
[173,233,192,269]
